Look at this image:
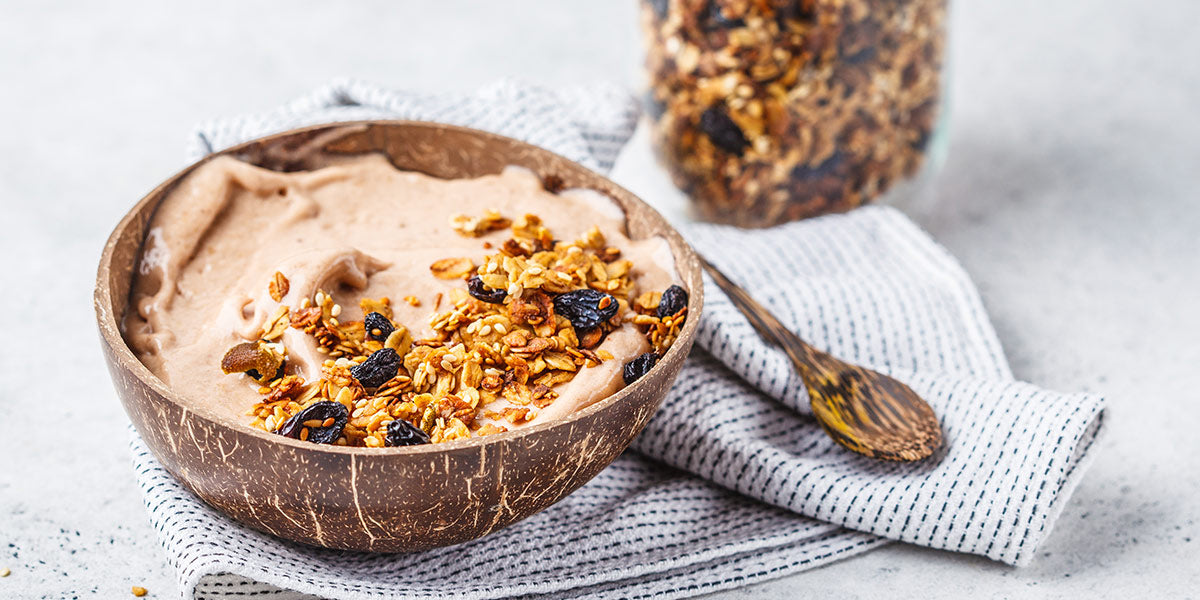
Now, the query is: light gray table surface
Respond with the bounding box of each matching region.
[1,1,1197,598]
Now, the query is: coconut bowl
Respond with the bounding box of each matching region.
[94,121,703,552]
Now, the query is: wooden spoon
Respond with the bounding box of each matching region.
[701,257,942,461]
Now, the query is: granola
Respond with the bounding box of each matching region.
[641,0,947,226]
[222,212,689,447]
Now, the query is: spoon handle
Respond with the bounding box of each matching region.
[699,257,822,376]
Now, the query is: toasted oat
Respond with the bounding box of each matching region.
[430,257,475,280]
[260,305,290,341]
[360,297,392,320]
[450,210,511,237]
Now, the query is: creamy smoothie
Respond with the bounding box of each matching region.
[123,154,685,446]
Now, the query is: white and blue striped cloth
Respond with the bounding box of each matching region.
[131,79,1106,600]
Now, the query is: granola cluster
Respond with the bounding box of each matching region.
[221,213,688,447]
[642,0,946,226]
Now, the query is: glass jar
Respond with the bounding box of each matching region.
[641,0,949,227]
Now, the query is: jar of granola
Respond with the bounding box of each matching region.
[641,0,948,226]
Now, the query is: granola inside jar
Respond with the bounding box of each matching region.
[641,0,948,226]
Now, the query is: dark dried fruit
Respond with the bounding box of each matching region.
[553,289,619,331]
[364,311,395,342]
[350,348,401,388]
[468,275,507,304]
[656,285,688,318]
[385,419,432,447]
[699,104,749,156]
[276,401,348,444]
[623,352,660,385]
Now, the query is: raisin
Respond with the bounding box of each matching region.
[468,275,507,304]
[275,401,349,444]
[350,348,401,389]
[385,419,432,447]
[623,352,660,385]
[364,312,395,342]
[656,285,688,318]
[699,104,749,156]
[553,289,619,331]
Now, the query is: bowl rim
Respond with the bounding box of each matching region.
[94,119,703,457]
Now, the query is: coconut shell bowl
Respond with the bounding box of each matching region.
[94,121,703,552]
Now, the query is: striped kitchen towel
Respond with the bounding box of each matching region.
[129,79,1106,600]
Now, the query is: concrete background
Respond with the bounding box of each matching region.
[1,1,1197,598]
